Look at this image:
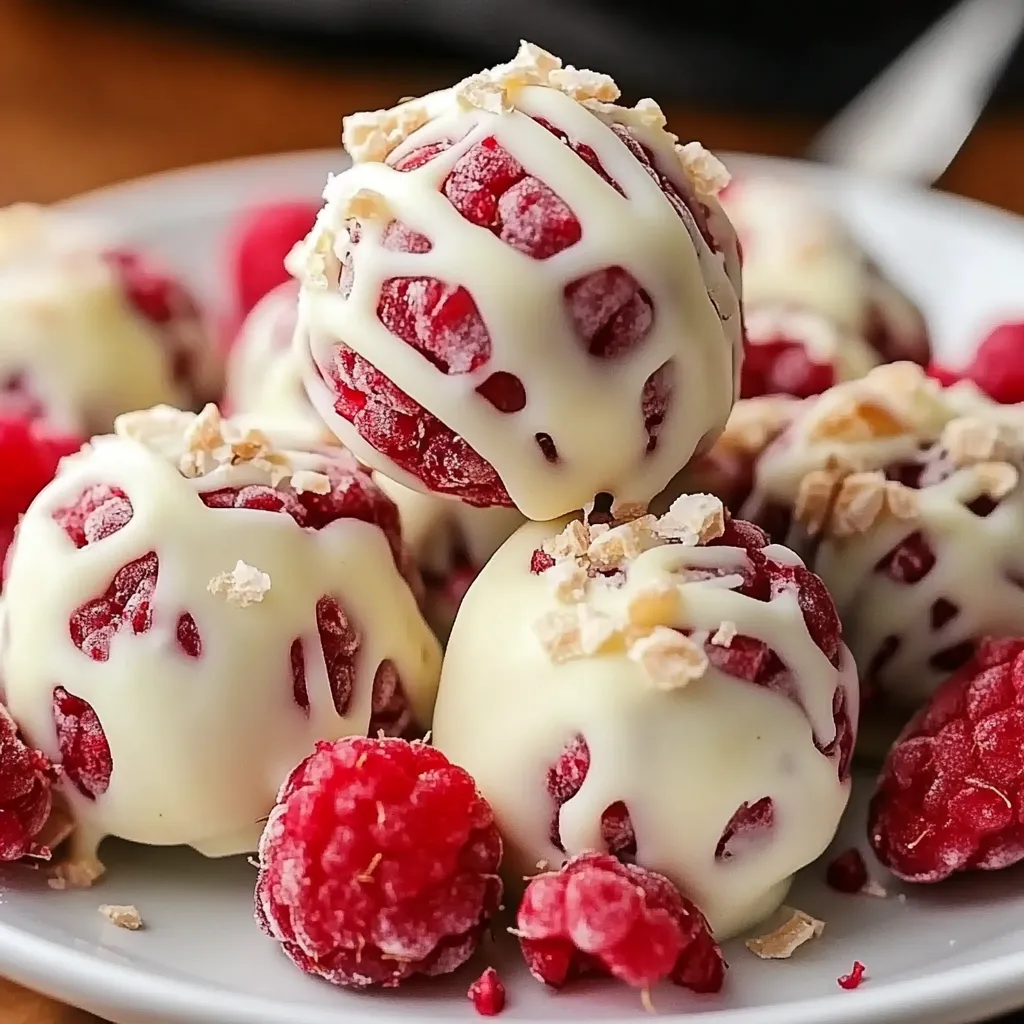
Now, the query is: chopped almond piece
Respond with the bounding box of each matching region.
[628,627,708,689]
[99,904,143,930]
[745,908,825,959]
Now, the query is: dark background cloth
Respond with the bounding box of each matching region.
[84,0,1024,113]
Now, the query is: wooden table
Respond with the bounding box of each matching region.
[1,0,1024,1020]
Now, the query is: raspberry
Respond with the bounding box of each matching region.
[965,322,1024,404]
[52,686,112,801]
[838,961,867,990]
[317,115,728,506]
[0,414,81,572]
[516,852,725,993]
[868,637,1024,882]
[740,338,835,400]
[826,848,869,893]
[467,967,506,1016]
[0,705,58,860]
[229,201,321,319]
[255,737,502,988]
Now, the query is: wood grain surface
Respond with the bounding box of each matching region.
[1,0,1023,1019]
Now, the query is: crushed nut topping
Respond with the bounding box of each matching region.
[717,396,800,457]
[208,560,272,607]
[542,519,591,561]
[860,879,889,899]
[547,558,590,603]
[48,856,103,890]
[587,517,657,569]
[745,908,825,959]
[626,582,681,630]
[99,904,143,930]
[794,468,844,536]
[675,142,731,198]
[534,606,620,662]
[340,188,392,222]
[974,460,1019,500]
[342,101,431,163]
[808,396,908,444]
[291,469,332,495]
[941,417,1006,467]
[628,627,708,689]
[655,493,726,545]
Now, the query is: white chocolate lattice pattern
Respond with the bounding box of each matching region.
[432,496,856,939]
[0,204,221,435]
[293,41,742,520]
[746,362,1024,710]
[1,405,441,869]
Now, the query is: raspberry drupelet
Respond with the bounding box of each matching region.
[738,361,1024,719]
[291,41,742,520]
[225,284,525,641]
[0,404,441,876]
[255,736,502,988]
[0,204,222,437]
[516,852,725,994]
[0,704,60,862]
[869,637,1024,883]
[721,175,930,370]
[432,493,857,940]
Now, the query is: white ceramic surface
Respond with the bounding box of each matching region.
[0,150,1022,1024]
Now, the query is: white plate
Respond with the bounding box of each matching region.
[2,151,1024,1024]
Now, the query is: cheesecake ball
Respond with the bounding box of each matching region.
[721,176,929,369]
[0,405,441,870]
[432,495,856,939]
[0,204,222,435]
[743,361,1024,715]
[292,42,742,520]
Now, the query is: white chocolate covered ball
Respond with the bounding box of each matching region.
[1,405,441,869]
[0,204,222,435]
[292,42,742,520]
[721,176,929,367]
[432,496,856,939]
[744,361,1024,715]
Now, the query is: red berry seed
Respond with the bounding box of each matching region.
[869,637,1024,882]
[468,967,506,1016]
[255,737,503,988]
[516,852,726,993]
[825,848,868,893]
[316,114,729,505]
[0,707,58,860]
[838,961,867,990]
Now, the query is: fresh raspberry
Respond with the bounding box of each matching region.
[516,852,725,993]
[544,513,852,859]
[868,637,1024,882]
[926,363,961,388]
[104,248,207,393]
[318,117,727,506]
[964,322,1024,404]
[0,414,81,573]
[838,961,867,990]
[826,848,869,893]
[52,686,112,801]
[740,338,835,400]
[467,967,506,1016]
[0,705,58,860]
[228,201,321,320]
[255,736,503,988]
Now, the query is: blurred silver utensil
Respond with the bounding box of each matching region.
[808,0,1024,184]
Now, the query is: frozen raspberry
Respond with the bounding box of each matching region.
[0,414,81,573]
[0,705,58,860]
[516,852,725,993]
[255,736,502,988]
[868,637,1024,882]
[826,848,869,893]
[229,201,321,320]
[468,967,506,1016]
[52,687,112,801]
[965,322,1024,404]
[311,97,736,513]
[838,961,867,990]
[741,338,835,400]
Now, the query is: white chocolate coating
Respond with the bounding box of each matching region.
[746,362,1024,711]
[432,503,856,939]
[0,205,222,436]
[293,43,742,520]
[374,475,524,640]
[721,176,927,363]
[1,406,441,861]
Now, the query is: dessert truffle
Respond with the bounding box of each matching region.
[0,405,441,870]
[742,361,1024,714]
[721,175,929,375]
[291,41,742,520]
[0,204,222,435]
[432,495,856,939]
